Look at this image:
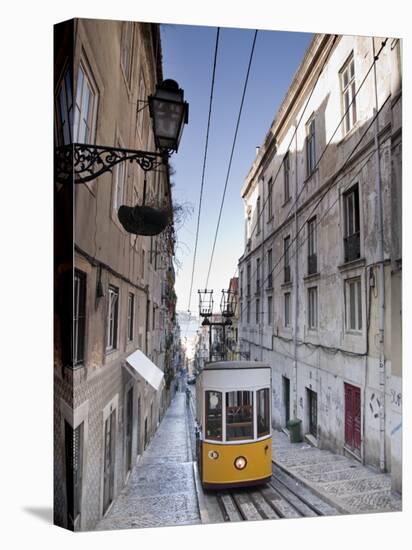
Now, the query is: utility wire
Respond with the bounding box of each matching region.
[235,38,389,310]
[237,93,391,323]
[248,37,388,250]
[186,27,220,315]
[204,29,258,289]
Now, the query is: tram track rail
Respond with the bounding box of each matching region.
[214,464,341,522]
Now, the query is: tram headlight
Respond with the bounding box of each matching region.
[234,456,247,470]
[208,450,219,460]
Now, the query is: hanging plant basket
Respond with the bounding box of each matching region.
[118,204,171,236]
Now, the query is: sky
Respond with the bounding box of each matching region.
[160,24,313,324]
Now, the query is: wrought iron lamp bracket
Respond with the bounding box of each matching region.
[55,143,169,185]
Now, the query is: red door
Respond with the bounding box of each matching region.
[344,383,361,452]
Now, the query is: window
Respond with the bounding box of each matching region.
[141,250,145,279]
[73,62,97,143]
[284,236,291,283]
[343,184,360,262]
[257,388,270,437]
[307,388,318,438]
[73,270,86,366]
[308,217,317,274]
[205,391,222,441]
[226,391,254,441]
[247,300,251,324]
[340,54,357,134]
[240,270,243,299]
[308,286,318,330]
[152,306,156,331]
[55,68,73,145]
[267,296,273,325]
[65,421,83,530]
[113,145,127,211]
[106,286,119,351]
[267,248,273,289]
[306,117,316,176]
[345,278,362,331]
[256,257,261,293]
[284,292,291,327]
[137,70,146,138]
[283,151,290,202]
[267,179,273,219]
[121,22,134,86]
[256,298,260,325]
[256,196,261,234]
[127,292,135,341]
[246,263,251,297]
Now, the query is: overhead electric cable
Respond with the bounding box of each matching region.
[204,29,258,289]
[186,27,221,316]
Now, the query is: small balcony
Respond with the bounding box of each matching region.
[344,232,360,263]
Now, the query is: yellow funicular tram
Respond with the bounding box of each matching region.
[195,360,272,489]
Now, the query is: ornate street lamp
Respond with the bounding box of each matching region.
[220,288,236,318]
[149,79,189,153]
[55,79,188,236]
[198,289,214,318]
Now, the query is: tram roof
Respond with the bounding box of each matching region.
[202,360,270,371]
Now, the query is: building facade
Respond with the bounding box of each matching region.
[54,19,180,530]
[237,34,402,492]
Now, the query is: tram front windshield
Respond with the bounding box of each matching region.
[226,391,253,441]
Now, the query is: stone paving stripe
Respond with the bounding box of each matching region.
[232,492,262,521]
[271,464,341,516]
[220,494,243,522]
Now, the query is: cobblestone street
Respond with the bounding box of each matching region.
[96,392,201,531]
[271,431,402,515]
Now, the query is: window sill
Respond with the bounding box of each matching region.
[338,257,365,272]
[303,272,320,282]
[267,216,274,224]
[281,281,293,289]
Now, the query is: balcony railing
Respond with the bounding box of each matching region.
[284,265,291,283]
[344,232,360,263]
[308,253,317,275]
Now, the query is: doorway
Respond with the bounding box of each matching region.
[103,410,116,515]
[307,388,318,438]
[344,383,361,453]
[125,387,133,474]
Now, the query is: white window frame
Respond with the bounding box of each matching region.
[340,53,357,135]
[121,22,134,87]
[256,196,261,234]
[106,286,119,351]
[283,151,290,202]
[345,277,362,332]
[306,117,316,176]
[308,286,318,330]
[127,292,135,342]
[284,292,291,327]
[267,179,273,220]
[73,59,98,144]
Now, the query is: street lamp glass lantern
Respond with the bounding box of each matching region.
[149,79,189,153]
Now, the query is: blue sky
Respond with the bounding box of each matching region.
[160,24,313,318]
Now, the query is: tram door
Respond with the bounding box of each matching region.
[103,410,116,514]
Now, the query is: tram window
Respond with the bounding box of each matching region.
[257,388,270,437]
[226,391,254,441]
[205,391,222,441]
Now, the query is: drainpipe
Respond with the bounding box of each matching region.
[293,124,299,418]
[372,37,386,472]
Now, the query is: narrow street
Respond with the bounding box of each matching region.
[96,391,201,530]
[95,385,400,531]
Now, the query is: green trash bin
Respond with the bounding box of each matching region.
[287,418,302,443]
